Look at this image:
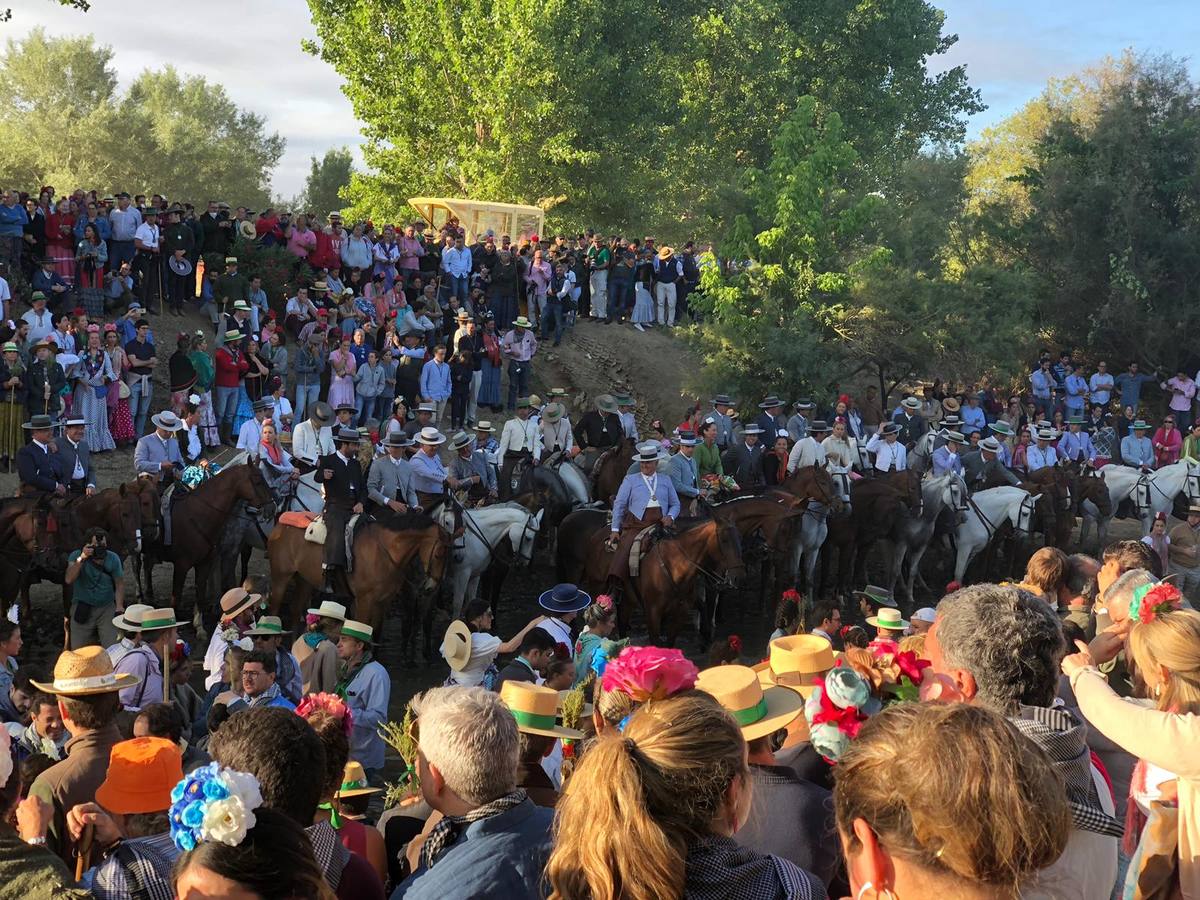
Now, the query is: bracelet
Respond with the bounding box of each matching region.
[25,836,46,846]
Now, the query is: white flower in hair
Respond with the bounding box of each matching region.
[200,795,257,846]
[218,768,264,811]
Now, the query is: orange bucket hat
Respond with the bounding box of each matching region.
[95,737,184,815]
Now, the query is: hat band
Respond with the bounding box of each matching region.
[339,778,369,792]
[729,696,769,727]
[53,673,118,691]
[141,616,176,629]
[511,709,558,731]
[342,626,372,642]
[771,669,822,688]
[257,624,282,634]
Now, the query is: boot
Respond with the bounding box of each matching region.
[321,566,336,595]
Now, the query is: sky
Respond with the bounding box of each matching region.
[7,0,1199,197]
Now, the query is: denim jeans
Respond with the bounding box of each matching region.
[128,376,153,437]
[295,382,320,421]
[608,278,630,320]
[540,302,564,345]
[507,359,531,410]
[444,274,470,304]
[213,385,239,428]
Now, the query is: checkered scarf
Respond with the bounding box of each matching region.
[420,788,528,871]
[1010,704,1123,838]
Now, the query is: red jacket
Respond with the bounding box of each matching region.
[214,346,249,388]
[310,229,338,270]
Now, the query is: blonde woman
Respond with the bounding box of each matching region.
[1064,597,1200,898]
[823,417,862,475]
[835,703,1069,900]
[547,691,825,899]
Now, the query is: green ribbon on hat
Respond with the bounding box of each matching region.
[728,696,769,727]
[510,709,558,731]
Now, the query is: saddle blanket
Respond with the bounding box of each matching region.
[280,510,320,529]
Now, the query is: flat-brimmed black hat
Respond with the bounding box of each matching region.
[809,420,832,433]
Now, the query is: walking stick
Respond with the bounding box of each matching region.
[75,822,94,880]
[162,640,170,706]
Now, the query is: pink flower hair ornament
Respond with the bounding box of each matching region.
[1129,582,1184,625]
[295,692,354,737]
[595,594,614,612]
[600,646,699,703]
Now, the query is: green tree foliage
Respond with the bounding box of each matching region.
[305,0,980,236]
[970,55,1200,372]
[0,30,283,207]
[300,147,354,219]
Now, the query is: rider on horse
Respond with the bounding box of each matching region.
[497,398,538,500]
[16,413,68,554]
[315,425,367,595]
[367,431,420,517]
[665,430,701,515]
[605,443,680,588]
[134,409,186,544]
[571,394,621,472]
[448,430,497,506]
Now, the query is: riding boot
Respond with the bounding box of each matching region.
[321,565,337,595]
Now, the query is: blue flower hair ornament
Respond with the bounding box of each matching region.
[169,762,264,853]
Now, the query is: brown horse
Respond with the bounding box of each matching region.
[708,494,808,603]
[139,464,275,634]
[593,439,636,506]
[821,475,916,600]
[556,508,745,646]
[267,512,449,657]
[1021,466,1074,548]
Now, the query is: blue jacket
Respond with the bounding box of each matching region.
[419,359,452,401]
[17,441,64,493]
[73,215,111,242]
[666,450,700,498]
[391,798,553,900]
[612,470,681,527]
[0,203,28,238]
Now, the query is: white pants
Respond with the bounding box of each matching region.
[589,270,608,319]
[432,398,449,423]
[655,281,677,326]
[468,370,481,423]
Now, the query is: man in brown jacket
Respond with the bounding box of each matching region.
[28,646,140,865]
[1168,505,1200,599]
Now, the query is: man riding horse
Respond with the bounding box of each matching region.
[605,443,680,591]
[572,393,622,473]
[447,430,497,506]
[16,413,68,555]
[366,431,420,518]
[314,425,367,595]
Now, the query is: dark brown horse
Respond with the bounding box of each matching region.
[556,509,745,646]
[139,464,275,634]
[821,475,917,600]
[1021,466,1074,548]
[707,494,808,607]
[267,512,449,658]
[593,439,636,506]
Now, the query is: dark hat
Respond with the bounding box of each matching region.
[808,420,832,434]
[853,584,898,608]
[142,207,158,217]
[793,398,814,410]
[382,431,412,448]
[538,583,592,615]
[881,422,901,436]
[252,398,273,412]
[712,393,735,406]
[22,414,56,431]
[334,425,364,444]
[309,401,332,423]
[758,395,784,409]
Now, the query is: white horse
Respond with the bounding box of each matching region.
[279,468,326,514]
[438,503,544,617]
[954,485,1040,584]
[554,458,592,506]
[887,473,968,604]
[787,470,852,596]
[1080,461,1200,548]
[909,430,937,474]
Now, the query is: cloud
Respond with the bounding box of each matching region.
[8,0,364,197]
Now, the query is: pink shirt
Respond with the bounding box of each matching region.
[1165,376,1196,412]
[287,227,317,258]
[398,235,424,269]
[528,261,552,297]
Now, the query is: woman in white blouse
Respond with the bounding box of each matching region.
[823,417,862,474]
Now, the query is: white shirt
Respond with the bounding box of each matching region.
[237,417,264,458]
[270,396,293,426]
[22,308,53,343]
[537,617,574,659]
[786,437,827,473]
[441,245,473,278]
[133,222,160,250]
[865,434,907,471]
[65,439,85,481]
[0,276,10,304]
[499,416,541,460]
[292,420,334,465]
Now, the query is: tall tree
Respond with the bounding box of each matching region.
[0,32,283,207]
[305,0,981,235]
[300,147,353,219]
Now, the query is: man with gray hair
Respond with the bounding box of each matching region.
[926,583,1121,900]
[396,686,553,899]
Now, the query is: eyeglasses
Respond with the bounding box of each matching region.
[241,669,266,679]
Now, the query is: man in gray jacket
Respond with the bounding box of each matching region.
[666,430,701,513]
[367,431,419,515]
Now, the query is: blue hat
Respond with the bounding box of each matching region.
[538,583,592,615]
[677,430,698,446]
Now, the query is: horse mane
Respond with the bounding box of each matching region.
[372,510,437,532]
[673,516,717,534]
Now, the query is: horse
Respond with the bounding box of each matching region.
[884,473,969,605]
[1079,461,1200,549]
[593,439,636,505]
[1062,461,1113,548]
[436,503,543,618]
[550,455,592,506]
[954,485,1040,584]
[138,463,276,636]
[909,431,937,474]
[267,511,449,661]
[1019,466,1074,549]
[820,473,919,600]
[556,509,745,646]
[762,465,848,603]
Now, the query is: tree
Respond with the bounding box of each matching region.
[300,148,354,219]
[0,31,283,207]
[969,55,1200,372]
[304,0,981,236]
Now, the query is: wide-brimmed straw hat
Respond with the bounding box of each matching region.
[95,737,184,814]
[753,635,836,698]
[416,427,445,446]
[865,607,909,631]
[942,397,961,413]
[474,421,496,433]
[151,411,183,431]
[512,316,534,329]
[944,430,965,445]
[853,584,897,608]
[244,616,290,637]
[220,588,263,621]
[442,620,473,672]
[112,603,154,632]
[696,664,805,741]
[334,761,382,798]
[306,599,347,621]
[499,681,584,740]
[137,608,178,634]
[449,431,473,451]
[542,402,565,423]
[31,646,141,696]
[901,397,921,411]
[538,583,592,614]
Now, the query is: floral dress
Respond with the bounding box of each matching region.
[73,350,116,451]
[104,344,136,445]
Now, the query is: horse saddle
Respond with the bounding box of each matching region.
[627,524,662,578]
[589,447,616,479]
[279,510,322,540]
[345,513,368,572]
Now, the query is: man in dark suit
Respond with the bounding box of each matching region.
[752,395,788,441]
[314,426,366,594]
[17,414,65,499]
[494,628,557,693]
[55,416,95,496]
[721,423,766,488]
[24,340,66,418]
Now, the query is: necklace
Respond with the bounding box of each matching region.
[641,472,658,502]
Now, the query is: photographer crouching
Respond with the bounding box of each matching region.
[63,527,125,649]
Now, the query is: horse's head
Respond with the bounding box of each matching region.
[804,465,845,513]
[125,476,160,543]
[420,522,450,592]
[1014,491,1042,536]
[243,463,277,521]
[713,517,746,587]
[509,509,543,568]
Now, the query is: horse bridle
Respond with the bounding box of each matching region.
[967,491,1036,539]
[652,519,740,590]
[449,495,539,569]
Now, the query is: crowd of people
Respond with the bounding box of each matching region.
[4,183,1200,900]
